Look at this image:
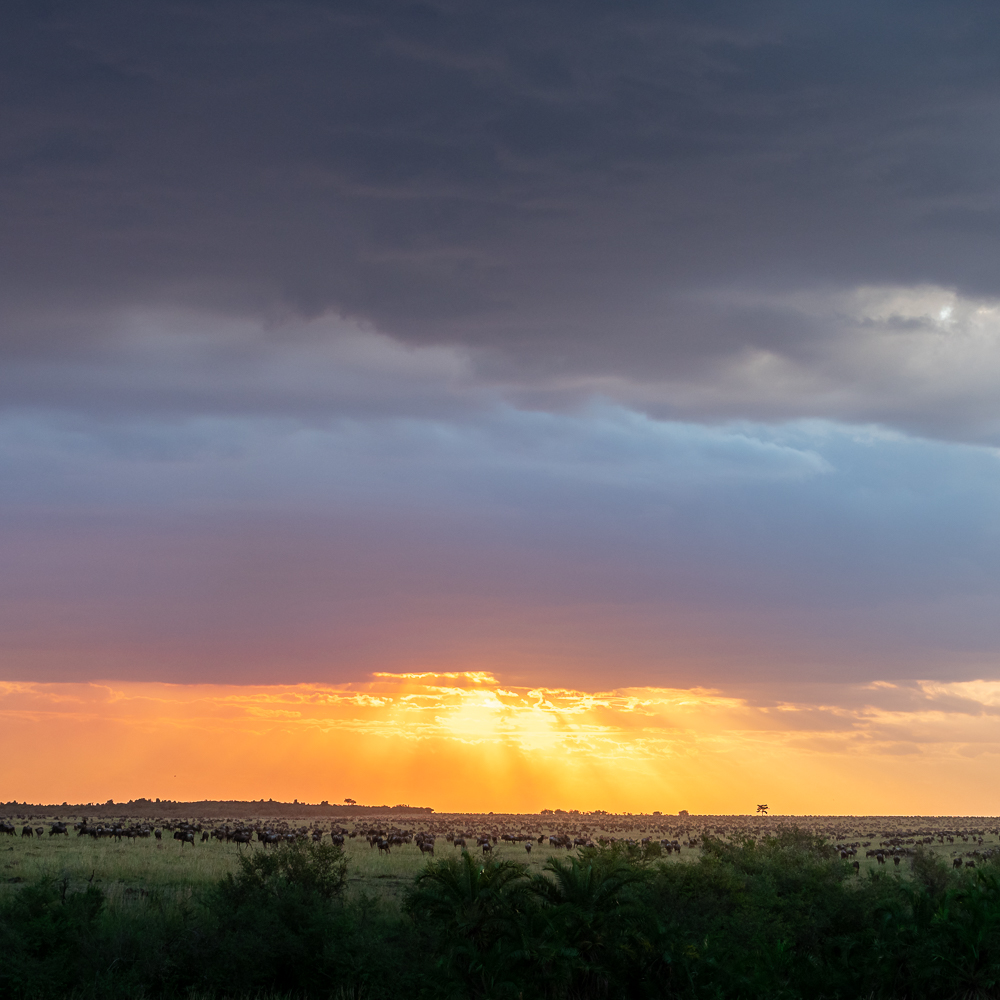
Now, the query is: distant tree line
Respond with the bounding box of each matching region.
[2,800,434,819]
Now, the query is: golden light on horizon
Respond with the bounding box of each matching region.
[2,673,1000,815]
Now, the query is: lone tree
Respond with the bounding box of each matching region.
[757,804,769,815]
[344,798,356,805]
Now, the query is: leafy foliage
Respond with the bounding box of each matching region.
[218,838,348,904]
[4,835,1000,998]
[405,851,534,997]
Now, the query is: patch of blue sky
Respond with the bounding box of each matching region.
[0,404,838,508]
[1,405,999,610]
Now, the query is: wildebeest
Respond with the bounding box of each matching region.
[482,841,492,854]
[377,838,391,855]
[232,830,252,849]
[20,825,32,837]
[49,823,68,837]
[525,843,532,853]
[953,858,963,869]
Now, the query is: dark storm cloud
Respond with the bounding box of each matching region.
[4,0,1000,436]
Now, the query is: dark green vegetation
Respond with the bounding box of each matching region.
[3,832,1000,999]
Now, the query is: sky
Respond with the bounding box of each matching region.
[4,0,1000,813]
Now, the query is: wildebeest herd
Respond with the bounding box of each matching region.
[2,813,998,873]
[3,818,350,849]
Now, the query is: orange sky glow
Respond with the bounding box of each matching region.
[4,672,1000,815]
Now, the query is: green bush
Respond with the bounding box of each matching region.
[201,841,350,994]
[217,838,348,904]
[404,851,534,997]
[3,834,1000,998]
[0,878,105,995]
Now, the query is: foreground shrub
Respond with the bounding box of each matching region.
[217,838,348,904]
[3,834,1000,998]
[529,850,658,998]
[0,878,105,995]
[201,840,350,993]
[404,851,534,997]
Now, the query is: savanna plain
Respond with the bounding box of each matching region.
[3,807,1000,999]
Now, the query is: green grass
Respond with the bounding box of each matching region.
[0,823,700,909]
[2,814,995,908]
[0,835,238,915]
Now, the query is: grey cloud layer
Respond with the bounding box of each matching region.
[5,0,1000,436]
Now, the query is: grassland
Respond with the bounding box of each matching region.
[4,811,1000,998]
[3,810,997,907]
